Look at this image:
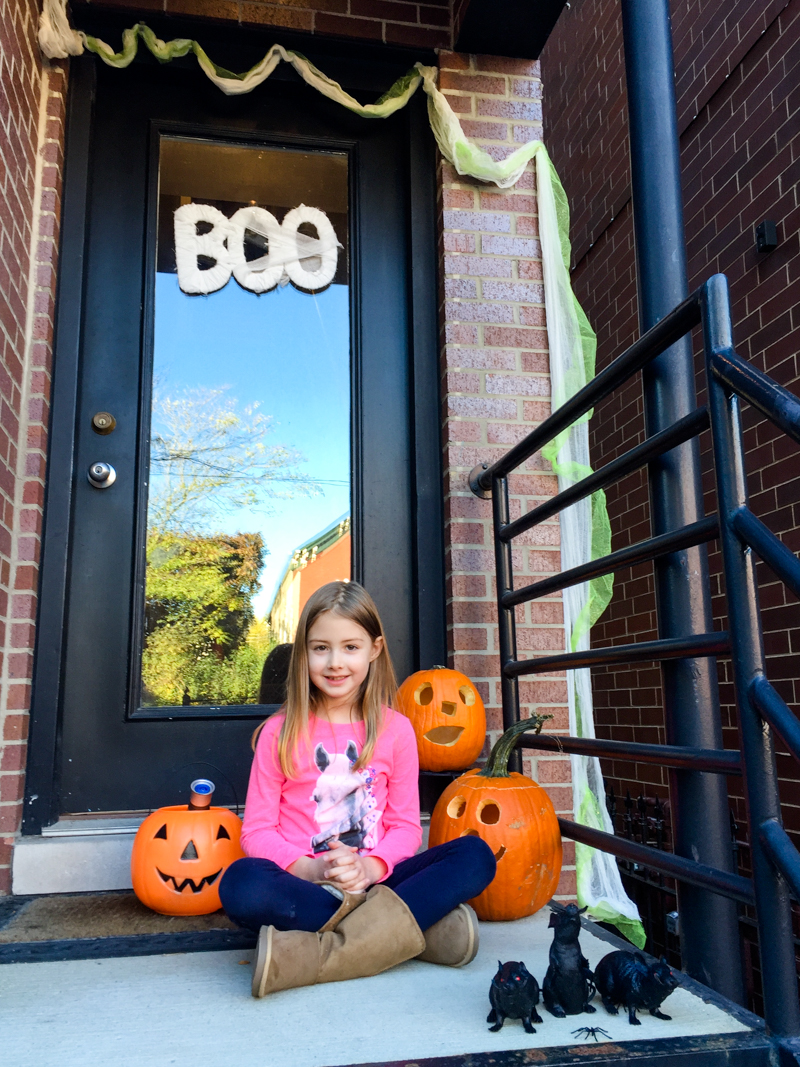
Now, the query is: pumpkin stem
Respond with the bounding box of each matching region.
[480,714,553,778]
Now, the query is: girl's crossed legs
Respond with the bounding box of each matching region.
[220,835,496,933]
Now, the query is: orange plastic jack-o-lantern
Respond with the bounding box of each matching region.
[131,780,244,916]
[429,718,562,921]
[396,667,486,771]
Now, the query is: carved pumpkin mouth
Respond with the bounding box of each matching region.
[424,726,464,746]
[494,846,507,861]
[157,868,222,894]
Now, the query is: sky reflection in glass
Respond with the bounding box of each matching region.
[152,273,350,614]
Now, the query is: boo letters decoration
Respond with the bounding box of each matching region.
[174,202,341,296]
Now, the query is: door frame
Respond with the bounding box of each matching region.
[23,23,445,834]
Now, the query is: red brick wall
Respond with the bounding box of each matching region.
[437,52,575,898]
[72,0,450,49]
[540,0,800,851]
[0,4,66,893]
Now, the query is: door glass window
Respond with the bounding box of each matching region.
[141,137,351,710]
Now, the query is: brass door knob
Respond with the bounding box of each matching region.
[91,411,116,435]
[87,462,116,488]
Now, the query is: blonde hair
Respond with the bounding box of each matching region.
[254,581,397,778]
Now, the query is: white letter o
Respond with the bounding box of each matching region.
[282,205,339,292]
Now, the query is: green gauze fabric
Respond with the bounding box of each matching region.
[535,150,645,949]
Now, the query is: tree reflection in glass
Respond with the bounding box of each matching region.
[141,139,350,709]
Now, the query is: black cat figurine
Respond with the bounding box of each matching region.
[594,950,679,1025]
[488,960,543,1034]
[542,904,596,1017]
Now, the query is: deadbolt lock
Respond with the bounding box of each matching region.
[91,411,117,435]
[88,462,116,489]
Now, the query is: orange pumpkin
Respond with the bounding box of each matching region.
[429,717,562,921]
[396,667,487,771]
[131,804,244,915]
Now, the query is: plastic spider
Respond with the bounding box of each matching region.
[571,1026,612,1042]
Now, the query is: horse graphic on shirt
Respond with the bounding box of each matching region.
[310,741,380,853]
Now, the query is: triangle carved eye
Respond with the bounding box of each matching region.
[154,824,168,840]
[216,825,231,840]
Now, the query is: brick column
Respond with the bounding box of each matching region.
[0,45,67,893]
[437,52,575,898]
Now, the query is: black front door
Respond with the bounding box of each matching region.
[25,29,443,830]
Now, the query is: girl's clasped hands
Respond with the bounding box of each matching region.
[291,836,387,893]
[288,832,388,892]
[321,837,385,893]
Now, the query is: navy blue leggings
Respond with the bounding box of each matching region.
[219,836,495,933]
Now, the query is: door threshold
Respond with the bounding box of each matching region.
[13,813,149,894]
[41,812,149,836]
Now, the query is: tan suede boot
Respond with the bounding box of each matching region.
[251,884,426,998]
[250,884,365,999]
[416,903,480,967]
[316,883,367,931]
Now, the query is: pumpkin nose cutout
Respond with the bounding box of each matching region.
[180,840,199,861]
[440,701,457,716]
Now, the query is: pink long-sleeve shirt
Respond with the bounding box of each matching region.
[241,707,422,877]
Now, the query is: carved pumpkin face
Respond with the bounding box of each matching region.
[428,720,562,921]
[396,668,487,771]
[131,805,244,916]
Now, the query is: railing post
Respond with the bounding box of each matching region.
[703,275,800,1037]
[492,474,521,770]
[621,0,744,1002]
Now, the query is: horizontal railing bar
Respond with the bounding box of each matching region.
[710,348,800,446]
[503,632,730,678]
[732,507,800,601]
[750,675,800,767]
[500,407,710,543]
[473,293,702,491]
[760,818,800,902]
[558,819,755,904]
[502,517,719,608]
[516,731,741,774]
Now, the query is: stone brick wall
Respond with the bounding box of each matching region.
[437,51,575,898]
[0,3,66,893]
[540,0,800,858]
[72,0,450,49]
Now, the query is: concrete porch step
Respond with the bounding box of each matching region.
[0,909,761,1067]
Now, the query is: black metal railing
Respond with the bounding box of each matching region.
[469,273,800,1036]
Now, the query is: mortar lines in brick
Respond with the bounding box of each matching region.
[438,53,573,894]
[0,52,65,893]
[541,0,800,857]
[72,0,452,49]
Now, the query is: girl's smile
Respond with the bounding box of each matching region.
[306,610,383,720]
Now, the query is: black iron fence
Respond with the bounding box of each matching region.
[605,788,800,1018]
[469,273,800,1037]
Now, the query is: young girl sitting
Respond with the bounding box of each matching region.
[219,580,496,999]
